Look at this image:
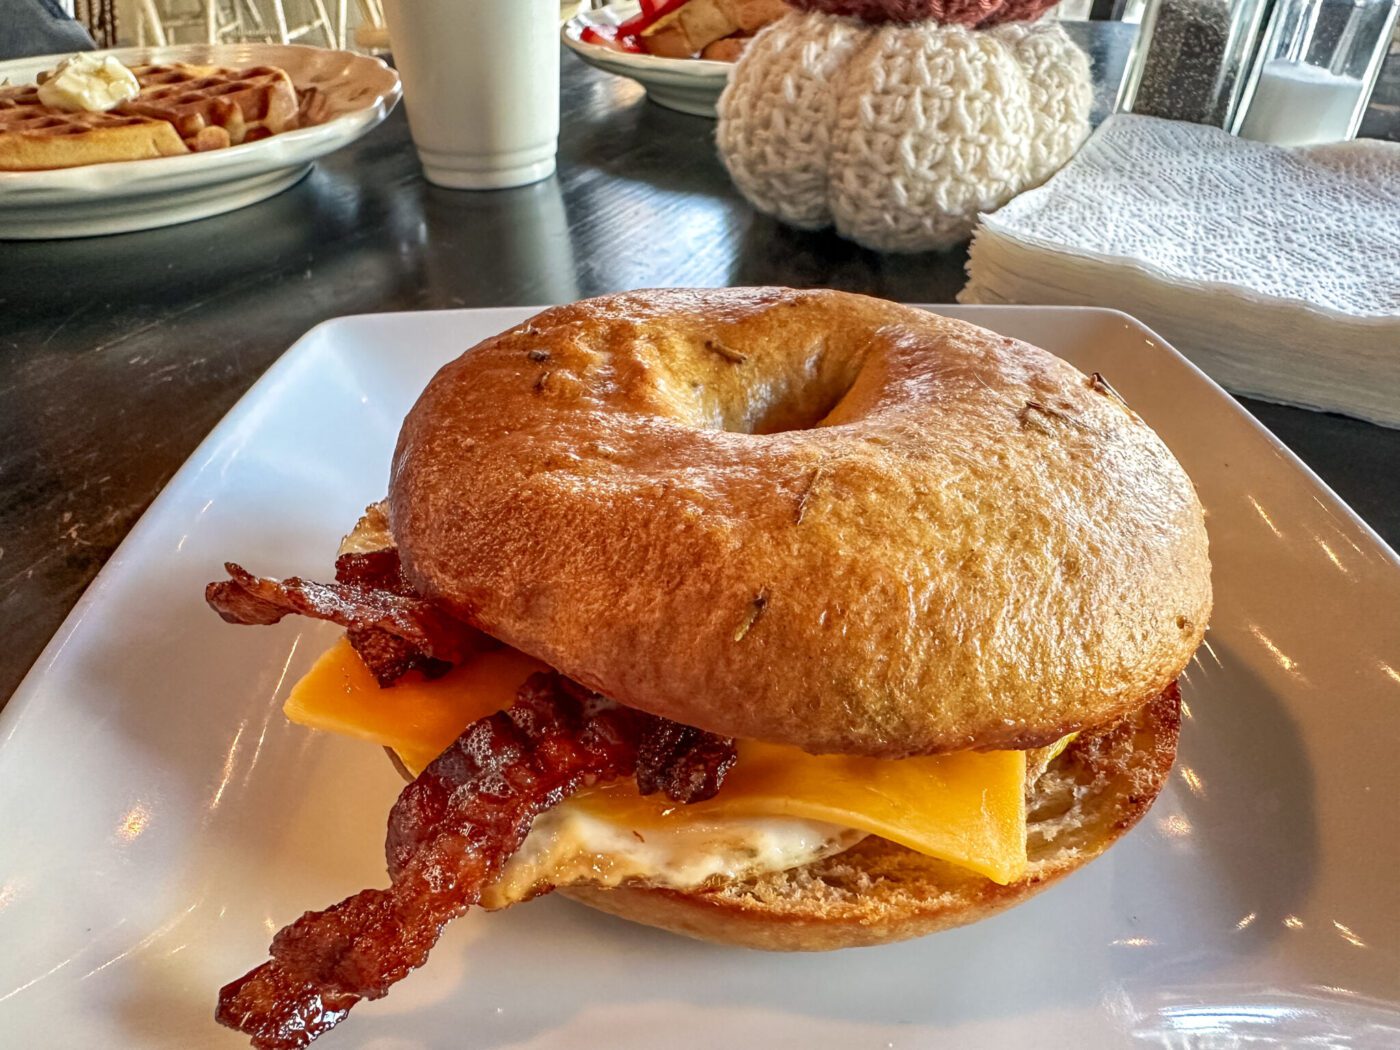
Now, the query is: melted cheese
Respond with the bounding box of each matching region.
[571,741,1026,883]
[284,638,550,773]
[285,638,1030,885]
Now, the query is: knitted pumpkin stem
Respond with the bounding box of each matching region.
[789,0,1060,27]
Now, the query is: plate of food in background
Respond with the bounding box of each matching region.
[0,43,400,239]
[563,0,791,116]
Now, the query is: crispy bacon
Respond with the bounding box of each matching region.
[345,626,451,685]
[217,673,736,1049]
[206,562,483,680]
[334,548,453,684]
[636,719,737,803]
[333,548,412,593]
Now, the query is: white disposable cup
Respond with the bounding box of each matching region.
[381,0,560,190]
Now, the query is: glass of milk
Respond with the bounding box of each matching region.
[380,0,561,189]
[1235,0,1400,146]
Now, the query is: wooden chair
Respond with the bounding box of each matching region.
[135,0,338,48]
[352,0,387,52]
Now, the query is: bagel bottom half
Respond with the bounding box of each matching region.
[558,685,1181,951]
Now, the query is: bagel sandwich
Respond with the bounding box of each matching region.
[209,288,1209,1047]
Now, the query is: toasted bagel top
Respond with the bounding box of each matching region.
[390,288,1211,756]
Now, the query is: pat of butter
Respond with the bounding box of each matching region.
[37,54,140,113]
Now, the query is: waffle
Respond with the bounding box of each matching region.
[0,83,189,171]
[120,63,300,151]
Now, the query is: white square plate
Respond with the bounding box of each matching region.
[2,306,1398,1049]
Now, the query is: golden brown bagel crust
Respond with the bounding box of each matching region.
[558,683,1181,949]
[390,288,1211,756]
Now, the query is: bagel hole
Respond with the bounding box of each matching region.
[710,344,865,435]
[747,387,852,434]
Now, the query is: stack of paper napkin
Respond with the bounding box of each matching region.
[962,114,1400,427]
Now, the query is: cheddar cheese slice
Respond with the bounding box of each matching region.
[284,638,1030,884]
[284,638,550,773]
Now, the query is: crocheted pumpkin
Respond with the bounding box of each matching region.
[716,11,1092,252]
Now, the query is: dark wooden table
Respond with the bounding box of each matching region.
[3,30,1399,706]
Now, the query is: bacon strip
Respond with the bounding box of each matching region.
[217,673,735,1049]
[206,562,485,675]
[333,548,411,593]
[334,549,453,684]
[636,719,737,803]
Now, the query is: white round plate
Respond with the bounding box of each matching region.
[0,43,401,239]
[3,306,1400,1048]
[562,1,731,117]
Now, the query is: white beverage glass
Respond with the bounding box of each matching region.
[381,0,560,189]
